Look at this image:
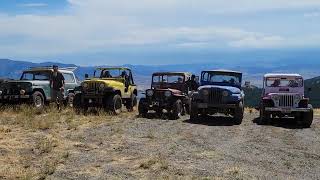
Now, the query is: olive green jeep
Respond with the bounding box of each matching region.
[73,67,138,114]
[0,67,80,109]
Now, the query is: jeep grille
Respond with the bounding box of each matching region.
[85,82,101,95]
[279,95,294,107]
[208,88,222,104]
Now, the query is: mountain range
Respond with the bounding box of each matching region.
[0,58,319,107]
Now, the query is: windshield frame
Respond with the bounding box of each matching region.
[265,77,304,88]
[152,73,186,85]
[200,71,242,88]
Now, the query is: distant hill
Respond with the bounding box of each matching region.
[0,59,319,107]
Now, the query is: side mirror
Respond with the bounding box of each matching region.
[195,76,200,83]
[85,74,89,79]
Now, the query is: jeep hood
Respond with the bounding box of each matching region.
[84,78,124,86]
[155,88,182,95]
[198,85,241,94]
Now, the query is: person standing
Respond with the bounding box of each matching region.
[50,65,65,110]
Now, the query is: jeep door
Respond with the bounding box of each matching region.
[62,72,76,98]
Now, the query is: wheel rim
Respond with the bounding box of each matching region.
[34,95,43,108]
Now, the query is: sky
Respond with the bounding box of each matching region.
[0,0,319,65]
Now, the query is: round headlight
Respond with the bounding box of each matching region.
[164,90,172,97]
[82,83,88,89]
[294,94,301,100]
[99,83,105,90]
[222,90,229,97]
[202,89,209,96]
[272,95,280,101]
[146,89,154,97]
[20,89,26,95]
[0,90,3,95]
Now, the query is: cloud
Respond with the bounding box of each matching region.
[0,0,319,60]
[18,3,48,8]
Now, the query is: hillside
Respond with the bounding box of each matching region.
[305,76,320,108]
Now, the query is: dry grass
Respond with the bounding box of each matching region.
[315,109,320,116]
[0,104,136,179]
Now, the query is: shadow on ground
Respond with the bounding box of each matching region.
[184,115,237,126]
[252,117,309,129]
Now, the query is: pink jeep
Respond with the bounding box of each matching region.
[259,73,313,127]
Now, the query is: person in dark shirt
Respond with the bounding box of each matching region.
[187,75,199,91]
[50,65,65,110]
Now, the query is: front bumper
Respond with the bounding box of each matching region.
[0,95,30,101]
[265,107,311,113]
[196,103,236,109]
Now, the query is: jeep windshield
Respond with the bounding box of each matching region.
[201,71,241,87]
[20,71,50,80]
[94,69,130,79]
[152,75,185,84]
[266,77,303,87]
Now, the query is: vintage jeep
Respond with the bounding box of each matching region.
[73,67,138,114]
[190,70,244,124]
[138,72,193,119]
[259,73,313,127]
[0,67,80,109]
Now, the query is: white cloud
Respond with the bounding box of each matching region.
[0,0,319,59]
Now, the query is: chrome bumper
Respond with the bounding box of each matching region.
[265,107,311,113]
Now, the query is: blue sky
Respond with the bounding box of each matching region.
[0,0,319,65]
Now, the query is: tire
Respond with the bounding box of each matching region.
[170,99,183,120]
[65,93,75,108]
[189,101,198,121]
[32,91,45,110]
[126,94,137,112]
[302,105,313,128]
[138,98,148,117]
[259,104,270,125]
[233,101,244,125]
[107,94,122,115]
[73,93,83,114]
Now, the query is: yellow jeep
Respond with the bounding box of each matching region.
[73,67,138,114]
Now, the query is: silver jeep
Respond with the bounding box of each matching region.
[259,73,313,127]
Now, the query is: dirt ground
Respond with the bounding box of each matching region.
[0,107,320,179]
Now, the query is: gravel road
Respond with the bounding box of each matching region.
[48,111,320,179]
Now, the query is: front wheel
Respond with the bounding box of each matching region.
[189,101,199,121]
[73,93,85,114]
[32,91,45,110]
[302,105,313,128]
[138,98,148,117]
[233,101,244,125]
[259,105,270,125]
[107,94,122,115]
[65,93,75,108]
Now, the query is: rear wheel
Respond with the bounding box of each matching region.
[302,105,313,128]
[65,93,75,108]
[171,99,183,120]
[107,94,122,115]
[32,91,44,110]
[138,98,148,117]
[233,101,244,125]
[126,94,137,112]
